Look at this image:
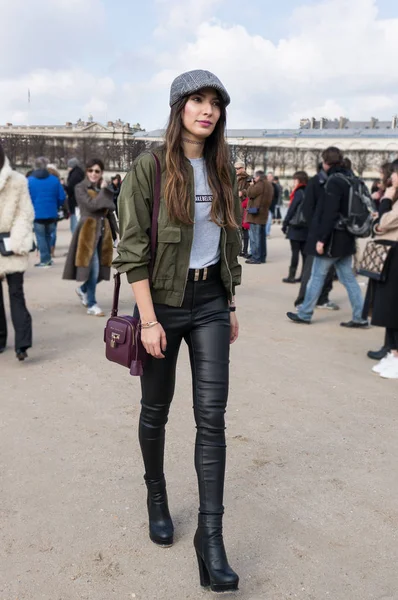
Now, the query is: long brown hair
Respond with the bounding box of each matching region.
[380,161,392,192]
[390,159,398,205]
[163,95,237,228]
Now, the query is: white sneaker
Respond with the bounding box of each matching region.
[372,353,395,374]
[379,356,398,379]
[87,304,105,317]
[76,287,88,307]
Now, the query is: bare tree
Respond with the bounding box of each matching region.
[238,145,255,170]
[349,150,371,176]
[1,134,22,167]
[288,147,307,172]
[266,147,280,172]
[122,139,150,171]
[228,144,240,165]
[308,147,323,171]
[277,147,289,175]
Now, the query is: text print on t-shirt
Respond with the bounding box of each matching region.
[196,194,213,203]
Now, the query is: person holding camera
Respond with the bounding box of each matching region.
[235,161,251,257]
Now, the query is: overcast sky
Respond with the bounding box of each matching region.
[1,0,397,130]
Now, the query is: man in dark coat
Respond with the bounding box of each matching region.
[66,158,85,233]
[294,164,339,309]
[245,170,273,264]
[266,172,279,236]
[287,146,368,327]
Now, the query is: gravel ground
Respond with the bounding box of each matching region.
[0,221,397,600]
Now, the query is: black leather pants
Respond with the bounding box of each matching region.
[138,274,230,516]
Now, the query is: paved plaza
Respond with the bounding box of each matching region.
[1,222,397,600]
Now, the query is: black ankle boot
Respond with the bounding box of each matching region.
[16,349,28,361]
[145,476,174,547]
[194,514,239,593]
[282,265,297,283]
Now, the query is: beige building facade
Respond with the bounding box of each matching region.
[2,116,398,180]
[136,117,398,180]
[0,117,143,140]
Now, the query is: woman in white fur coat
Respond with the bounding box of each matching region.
[0,142,34,360]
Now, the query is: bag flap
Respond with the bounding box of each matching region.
[106,319,132,344]
[158,227,181,243]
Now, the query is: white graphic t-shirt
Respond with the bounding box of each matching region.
[188,157,221,269]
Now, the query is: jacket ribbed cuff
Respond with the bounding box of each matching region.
[126,265,150,284]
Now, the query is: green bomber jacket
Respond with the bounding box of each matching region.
[112,147,242,307]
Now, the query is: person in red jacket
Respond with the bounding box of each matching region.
[240,196,250,257]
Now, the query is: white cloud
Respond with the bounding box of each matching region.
[0,0,106,77]
[2,0,398,130]
[146,0,398,128]
[0,69,116,124]
[154,0,222,35]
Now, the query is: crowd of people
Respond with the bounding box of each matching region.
[236,144,398,379]
[0,143,122,358]
[235,162,282,264]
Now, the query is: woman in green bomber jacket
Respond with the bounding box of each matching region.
[113,70,242,593]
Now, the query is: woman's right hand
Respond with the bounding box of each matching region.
[141,323,167,359]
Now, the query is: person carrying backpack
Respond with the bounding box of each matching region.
[287,146,369,327]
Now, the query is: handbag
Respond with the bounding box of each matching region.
[0,232,13,256]
[0,232,36,256]
[288,190,307,228]
[289,206,306,227]
[358,240,393,282]
[104,153,161,376]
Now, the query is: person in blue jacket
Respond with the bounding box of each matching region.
[28,157,65,267]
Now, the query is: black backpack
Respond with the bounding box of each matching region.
[327,173,375,238]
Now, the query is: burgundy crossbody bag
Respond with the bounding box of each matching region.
[104,153,161,376]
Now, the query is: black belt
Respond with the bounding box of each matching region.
[187,262,220,282]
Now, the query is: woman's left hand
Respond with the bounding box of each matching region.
[230,312,239,344]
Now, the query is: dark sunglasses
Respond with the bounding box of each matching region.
[88,168,101,174]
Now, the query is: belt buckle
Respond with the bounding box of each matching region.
[194,269,200,282]
[203,267,208,281]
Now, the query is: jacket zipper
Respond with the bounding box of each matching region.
[223,226,233,302]
[179,168,195,307]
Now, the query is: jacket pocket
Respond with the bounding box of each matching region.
[152,226,181,283]
[225,228,241,265]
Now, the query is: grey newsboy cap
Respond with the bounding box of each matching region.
[169,70,230,107]
[68,158,80,169]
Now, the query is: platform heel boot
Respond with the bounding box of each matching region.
[145,476,174,547]
[194,514,239,593]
